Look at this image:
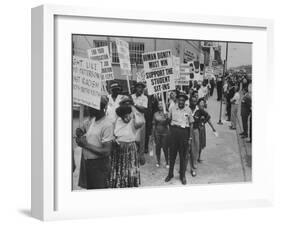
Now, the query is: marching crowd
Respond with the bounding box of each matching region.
[74,73,251,189]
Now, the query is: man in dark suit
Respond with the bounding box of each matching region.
[216,77,223,101]
[240,87,251,138]
[226,80,236,122]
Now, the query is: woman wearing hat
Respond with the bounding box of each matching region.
[76,96,114,189]
[109,104,145,188]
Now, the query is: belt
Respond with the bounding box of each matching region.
[85,156,110,161]
[171,125,190,129]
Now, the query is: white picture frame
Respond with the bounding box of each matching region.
[31,4,274,221]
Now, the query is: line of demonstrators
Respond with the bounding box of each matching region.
[74,77,224,189]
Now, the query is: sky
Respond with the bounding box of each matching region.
[219,42,252,68]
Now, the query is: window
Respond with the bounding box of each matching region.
[129,42,145,65]
[94,40,108,48]
[93,40,145,65]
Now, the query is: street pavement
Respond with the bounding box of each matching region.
[72,91,252,190]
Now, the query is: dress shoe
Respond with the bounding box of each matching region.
[191,170,197,177]
[239,132,245,135]
[165,175,173,182]
[181,176,187,185]
[241,135,248,139]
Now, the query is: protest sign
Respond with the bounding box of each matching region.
[214,65,224,77]
[136,69,146,83]
[142,49,175,95]
[115,39,131,76]
[193,60,203,81]
[87,46,114,81]
[73,56,102,110]
[172,56,180,79]
[176,63,191,85]
[183,47,195,63]
[205,66,214,79]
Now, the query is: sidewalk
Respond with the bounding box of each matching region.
[72,93,251,190]
[140,94,251,187]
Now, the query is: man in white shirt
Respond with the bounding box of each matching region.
[106,82,124,124]
[165,93,194,185]
[230,84,240,130]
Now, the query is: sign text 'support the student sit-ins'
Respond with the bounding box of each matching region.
[87,46,114,81]
[73,56,102,110]
[142,49,175,95]
[115,39,131,76]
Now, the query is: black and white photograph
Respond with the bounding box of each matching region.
[72,35,252,190]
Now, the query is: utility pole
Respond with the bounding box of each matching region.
[217,41,228,125]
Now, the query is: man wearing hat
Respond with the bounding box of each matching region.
[165,92,194,185]
[131,82,148,165]
[107,82,124,124]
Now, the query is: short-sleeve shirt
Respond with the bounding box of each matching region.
[82,116,114,159]
[169,104,194,128]
[132,93,148,112]
[231,92,240,104]
[153,111,169,135]
[106,94,125,124]
[198,87,208,98]
[114,114,137,142]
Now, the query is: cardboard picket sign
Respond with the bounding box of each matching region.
[205,66,215,79]
[214,65,224,77]
[176,63,191,85]
[193,60,204,81]
[136,69,146,83]
[72,56,102,110]
[172,56,180,79]
[142,49,175,95]
[87,46,114,81]
[115,38,132,76]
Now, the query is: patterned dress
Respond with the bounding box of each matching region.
[109,141,140,188]
[109,116,141,188]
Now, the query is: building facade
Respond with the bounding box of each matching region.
[73,35,203,91]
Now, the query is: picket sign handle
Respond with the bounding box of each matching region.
[79,105,84,127]
[126,75,131,94]
[161,92,167,114]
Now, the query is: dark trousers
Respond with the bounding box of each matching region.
[210,84,215,96]
[241,112,250,136]
[217,81,223,100]
[249,114,252,141]
[144,124,151,152]
[155,133,169,164]
[168,126,190,178]
[226,100,231,120]
[85,157,110,189]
